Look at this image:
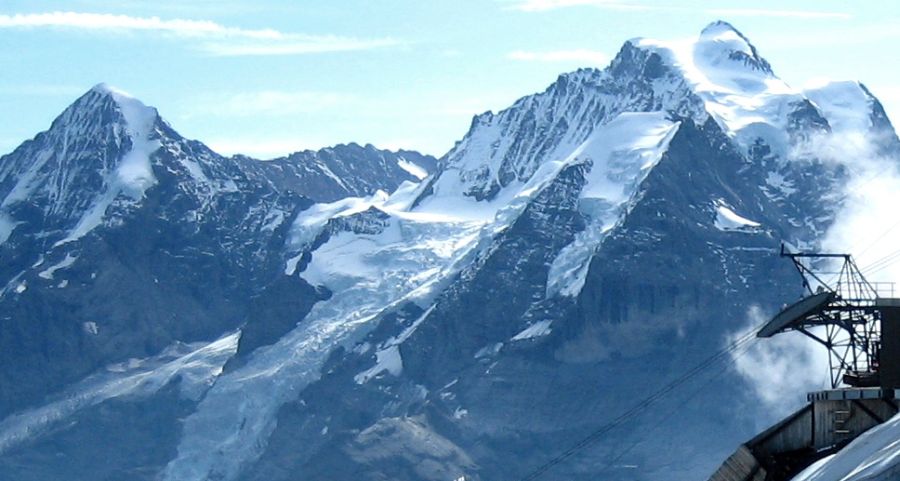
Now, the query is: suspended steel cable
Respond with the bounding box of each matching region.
[861,248,900,276]
[591,339,758,478]
[864,258,900,279]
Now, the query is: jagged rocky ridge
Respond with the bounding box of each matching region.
[0,84,436,419]
[1,21,899,481]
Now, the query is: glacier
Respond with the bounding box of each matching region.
[0,331,239,456]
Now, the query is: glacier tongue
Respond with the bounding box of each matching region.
[163,231,482,479]
[0,331,240,456]
[164,186,491,481]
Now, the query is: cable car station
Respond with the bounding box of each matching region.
[709,246,900,481]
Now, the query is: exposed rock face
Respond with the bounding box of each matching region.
[252,144,437,203]
[0,86,435,419]
[1,21,898,481]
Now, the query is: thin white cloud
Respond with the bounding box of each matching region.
[508,0,650,12]
[705,8,852,20]
[68,0,266,16]
[0,12,278,38]
[508,49,609,65]
[0,12,399,56]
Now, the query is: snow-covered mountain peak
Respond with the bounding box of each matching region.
[0,85,165,247]
[71,85,160,194]
[696,20,773,75]
[699,19,741,37]
[91,83,157,134]
[59,84,159,137]
[424,39,704,207]
[627,23,822,159]
[90,82,127,96]
[425,22,810,210]
[404,20,888,233]
[635,21,784,96]
[48,89,121,139]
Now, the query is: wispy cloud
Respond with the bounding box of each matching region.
[508,49,609,65]
[704,8,852,20]
[506,0,650,12]
[0,12,399,56]
[66,0,267,16]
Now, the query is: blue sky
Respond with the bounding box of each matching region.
[1,0,898,159]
